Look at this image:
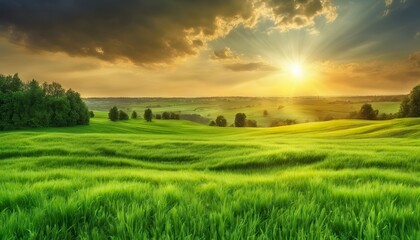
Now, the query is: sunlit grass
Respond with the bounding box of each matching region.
[0,115,419,239]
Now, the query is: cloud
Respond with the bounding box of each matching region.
[0,0,336,66]
[408,51,420,67]
[316,51,420,91]
[262,0,337,31]
[212,47,239,60]
[225,62,278,72]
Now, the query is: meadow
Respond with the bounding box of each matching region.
[0,112,419,239]
[84,96,402,127]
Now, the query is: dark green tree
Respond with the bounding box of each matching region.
[263,110,268,116]
[209,120,216,126]
[234,113,246,127]
[162,112,170,120]
[358,104,378,120]
[399,85,420,117]
[131,111,138,119]
[156,114,162,119]
[89,111,95,118]
[246,119,257,127]
[144,108,153,122]
[215,115,227,127]
[119,110,129,120]
[109,106,119,121]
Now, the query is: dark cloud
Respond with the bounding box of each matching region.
[264,0,336,30]
[212,47,238,60]
[225,62,278,72]
[0,0,336,65]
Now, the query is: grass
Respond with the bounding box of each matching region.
[0,112,419,239]
[84,97,402,126]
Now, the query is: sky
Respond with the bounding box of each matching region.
[0,0,419,97]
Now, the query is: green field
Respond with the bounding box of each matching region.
[84,96,402,127]
[0,112,419,239]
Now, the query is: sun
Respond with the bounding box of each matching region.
[291,63,303,78]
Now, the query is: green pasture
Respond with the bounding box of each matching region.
[0,113,419,239]
[84,97,401,126]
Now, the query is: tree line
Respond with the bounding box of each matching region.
[349,84,420,120]
[108,107,181,122]
[0,74,89,130]
[209,113,258,127]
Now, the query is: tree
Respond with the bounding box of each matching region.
[215,115,227,127]
[109,106,119,121]
[144,108,153,122]
[358,104,378,120]
[263,110,268,116]
[162,112,170,120]
[0,74,88,130]
[246,119,257,127]
[399,85,420,117]
[89,111,95,118]
[131,111,138,119]
[399,96,410,118]
[408,85,420,117]
[234,113,246,127]
[156,114,162,119]
[209,120,216,126]
[119,110,129,120]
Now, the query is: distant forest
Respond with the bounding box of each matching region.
[0,74,89,130]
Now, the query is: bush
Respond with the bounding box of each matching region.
[119,110,129,120]
[246,119,257,127]
[215,115,227,127]
[209,120,216,126]
[263,110,268,116]
[89,111,95,118]
[156,114,162,119]
[270,119,297,127]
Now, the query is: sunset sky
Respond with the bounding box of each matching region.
[0,0,419,97]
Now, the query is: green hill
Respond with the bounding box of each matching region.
[0,114,419,239]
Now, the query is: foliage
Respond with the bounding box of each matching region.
[270,119,297,127]
[119,110,129,120]
[215,115,227,127]
[89,111,95,118]
[180,114,210,125]
[108,106,119,122]
[234,113,246,127]
[156,114,162,119]
[358,104,379,120]
[0,73,89,130]
[246,119,257,127]
[161,112,180,120]
[162,112,170,120]
[263,110,268,116]
[209,120,216,126]
[399,85,420,117]
[144,108,153,122]
[131,111,138,119]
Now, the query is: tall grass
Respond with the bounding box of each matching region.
[0,115,419,239]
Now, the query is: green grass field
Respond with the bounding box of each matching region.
[84,96,402,127]
[0,112,419,239]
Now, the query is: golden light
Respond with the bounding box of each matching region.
[291,63,303,78]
